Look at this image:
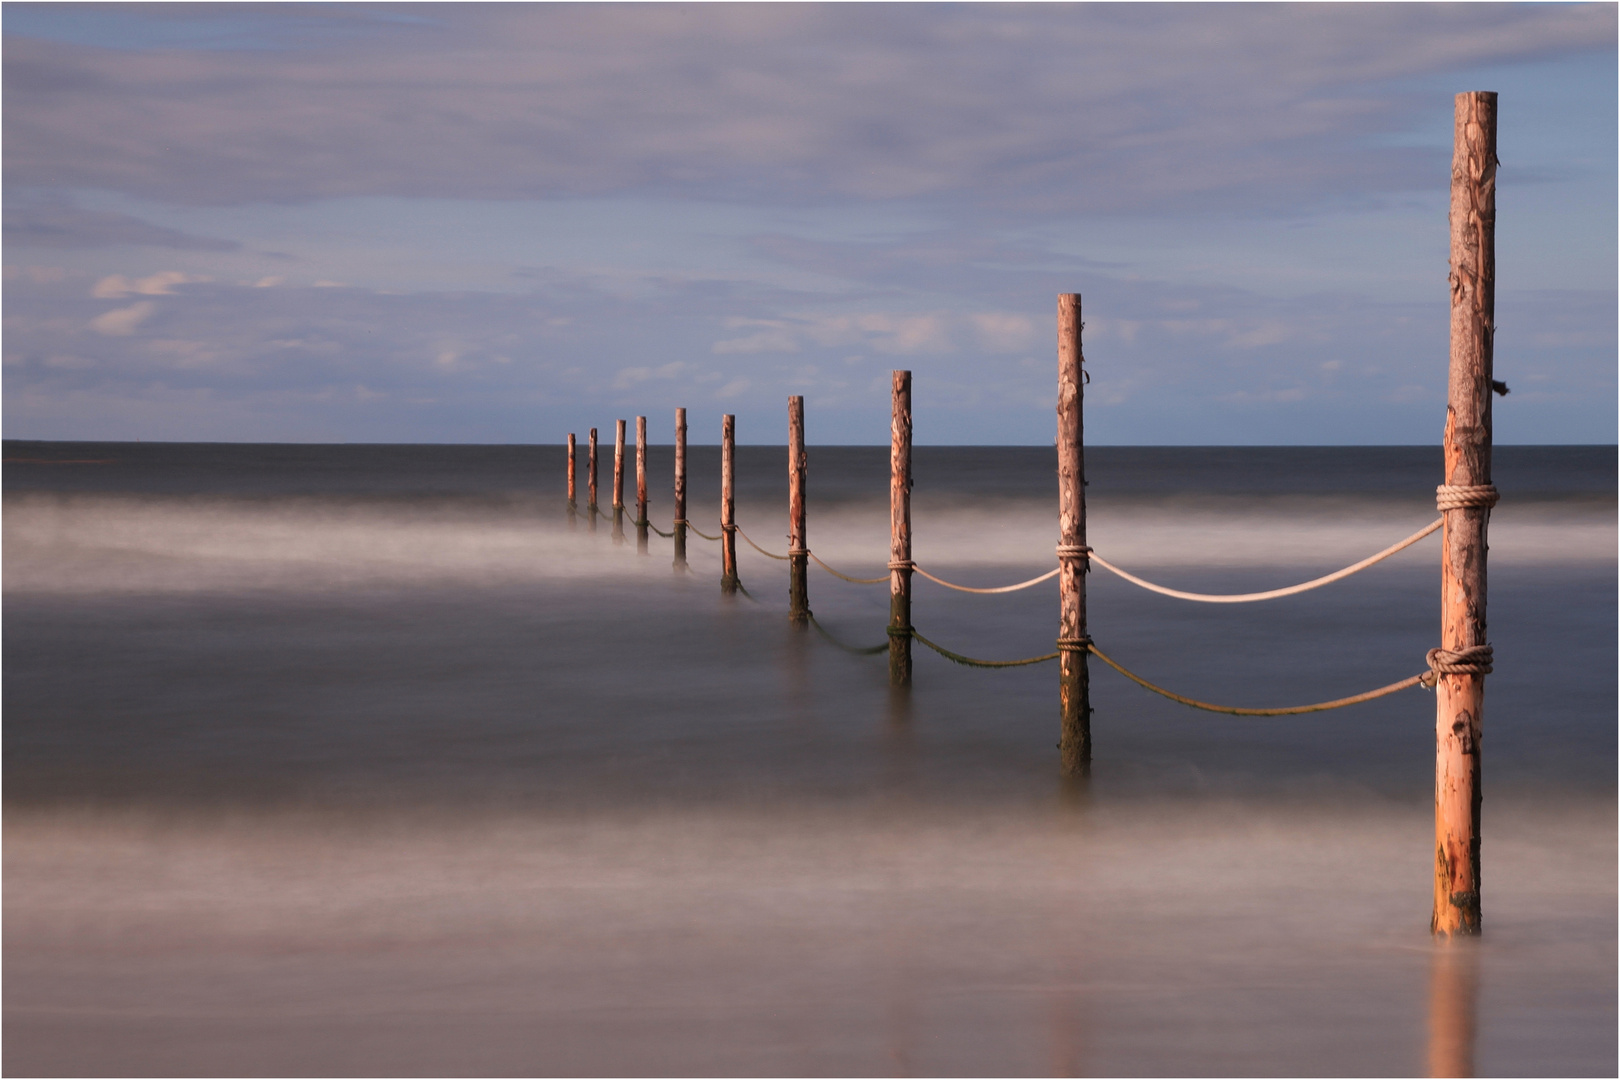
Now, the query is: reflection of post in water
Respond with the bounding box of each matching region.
[781,619,812,723]
[1427,941,1479,1078]
[1047,976,1088,1078]
[1058,766,1092,815]
[883,686,915,795]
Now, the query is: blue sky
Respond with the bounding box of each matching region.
[4,3,1614,445]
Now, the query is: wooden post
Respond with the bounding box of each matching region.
[721,414,739,594]
[787,396,809,625]
[888,371,912,687]
[587,427,599,533]
[673,407,688,571]
[1434,92,1498,937]
[566,432,577,527]
[612,419,627,544]
[635,415,649,554]
[1057,293,1091,777]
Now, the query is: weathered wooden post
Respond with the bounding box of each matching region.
[1057,293,1091,777]
[566,432,578,527]
[587,427,599,533]
[612,419,626,544]
[1433,91,1499,937]
[787,396,809,625]
[888,371,913,687]
[673,407,688,571]
[720,414,739,594]
[635,415,649,554]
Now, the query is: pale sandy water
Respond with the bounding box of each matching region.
[4,443,1614,1076]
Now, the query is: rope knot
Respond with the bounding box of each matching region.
[886,625,913,638]
[1055,636,1092,652]
[1055,544,1091,559]
[887,559,914,571]
[1436,484,1499,512]
[787,547,809,557]
[721,523,738,532]
[1420,644,1494,686]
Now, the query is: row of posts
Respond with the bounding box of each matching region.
[559,92,1493,936]
[563,309,1095,777]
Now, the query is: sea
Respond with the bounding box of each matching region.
[4,440,1614,1076]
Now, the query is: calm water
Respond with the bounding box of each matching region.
[4,441,1615,1075]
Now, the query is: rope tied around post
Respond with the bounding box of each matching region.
[1436,484,1499,511]
[1420,644,1493,687]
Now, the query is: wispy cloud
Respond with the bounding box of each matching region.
[4,6,1610,213]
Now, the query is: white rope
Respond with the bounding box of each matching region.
[1088,517,1443,604]
[910,564,1061,594]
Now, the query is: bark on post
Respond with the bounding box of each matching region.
[566,432,578,527]
[1057,293,1092,777]
[635,415,649,554]
[673,408,688,571]
[720,414,739,594]
[612,418,626,544]
[787,396,809,625]
[1434,91,1498,938]
[587,427,599,533]
[888,371,913,687]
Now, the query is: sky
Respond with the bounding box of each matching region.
[3,2,1615,445]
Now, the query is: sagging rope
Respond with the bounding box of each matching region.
[676,519,724,542]
[806,620,1492,714]
[1087,517,1443,603]
[806,613,888,655]
[910,563,1059,594]
[734,526,793,561]
[1085,642,1429,715]
[810,552,888,585]
[909,628,1059,668]
[738,525,1062,591]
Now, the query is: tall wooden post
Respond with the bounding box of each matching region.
[673,407,688,571]
[587,427,599,533]
[1057,294,1091,776]
[721,414,739,594]
[787,396,809,625]
[1434,92,1498,937]
[889,371,912,687]
[566,432,578,527]
[612,419,626,543]
[635,415,649,554]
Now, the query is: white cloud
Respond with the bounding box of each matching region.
[969,312,1037,353]
[90,301,155,336]
[613,361,687,389]
[91,271,208,299]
